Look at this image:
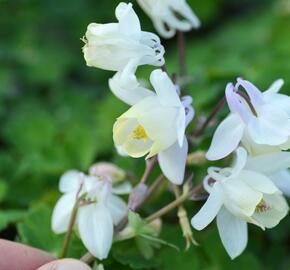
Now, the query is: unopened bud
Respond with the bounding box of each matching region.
[89,162,126,184]
[177,206,198,250]
[186,151,206,165]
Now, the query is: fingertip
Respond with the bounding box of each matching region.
[37,258,92,270]
[0,239,54,270]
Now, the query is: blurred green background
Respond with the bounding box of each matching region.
[1,0,290,269]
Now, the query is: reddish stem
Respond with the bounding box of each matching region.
[193,96,226,137]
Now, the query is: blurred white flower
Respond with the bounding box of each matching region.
[82,2,164,71]
[113,69,193,184]
[191,147,288,259]
[51,170,128,260]
[137,0,200,38]
[206,78,290,160]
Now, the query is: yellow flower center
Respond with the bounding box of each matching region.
[131,124,149,141]
[255,199,270,213]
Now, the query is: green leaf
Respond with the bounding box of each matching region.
[17,204,86,258]
[140,234,180,252]
[112,240,160,269]
[136,237,155,260]
[17,204,63,257]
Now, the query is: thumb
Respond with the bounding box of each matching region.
[37,258,92,270]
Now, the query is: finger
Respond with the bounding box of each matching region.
[37,259,92,270]
[0,239,54,270]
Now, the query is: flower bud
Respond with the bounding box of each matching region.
[89,162,126,184]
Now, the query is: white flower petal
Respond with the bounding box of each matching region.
[139,106,180,155]
[150,70,182,108]
[59,170,82,193]
[238,170,278,194]
[123,136,153,158]
[191,184,223,230]
[51,192,77,234]
[217,207,248,259]
[264,92,290,117]
[237,78,264,108]
[109,69,154,106]
[231,147,247,177]
[206,114,245,160]
[115,2,141,37]
[121,96,160,118]
[245,152,290,175]
[247,105,290,146]
[221,176,262,218]
[173,0,201,28]
[158,137,188,185]
[270,170,290,196]
[137,0,200,38]
[265,79,284,94]
[106,194,128,225]
[251,193,289,229]
[78,203,114,260]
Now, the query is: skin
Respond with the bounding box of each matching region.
[0,239,91,270]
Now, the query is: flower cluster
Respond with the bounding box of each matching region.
[192,79,290,258]
[82,2,195,185]
[51,0,290,264]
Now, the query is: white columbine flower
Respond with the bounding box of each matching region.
[52,170,128,260]
[206,78,290,160]
[113,69,194,185]
[191,147,288,259]
[137,0,200,38]
[82,2,165,71]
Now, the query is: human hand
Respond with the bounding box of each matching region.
[0,239,91,270]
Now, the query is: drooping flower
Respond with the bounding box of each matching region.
[113,69,194,184]
[191,147,288,259]
[82,2,165,72]
[137,0,200,38]
[51,170,128,260]
[206,78,290,160]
